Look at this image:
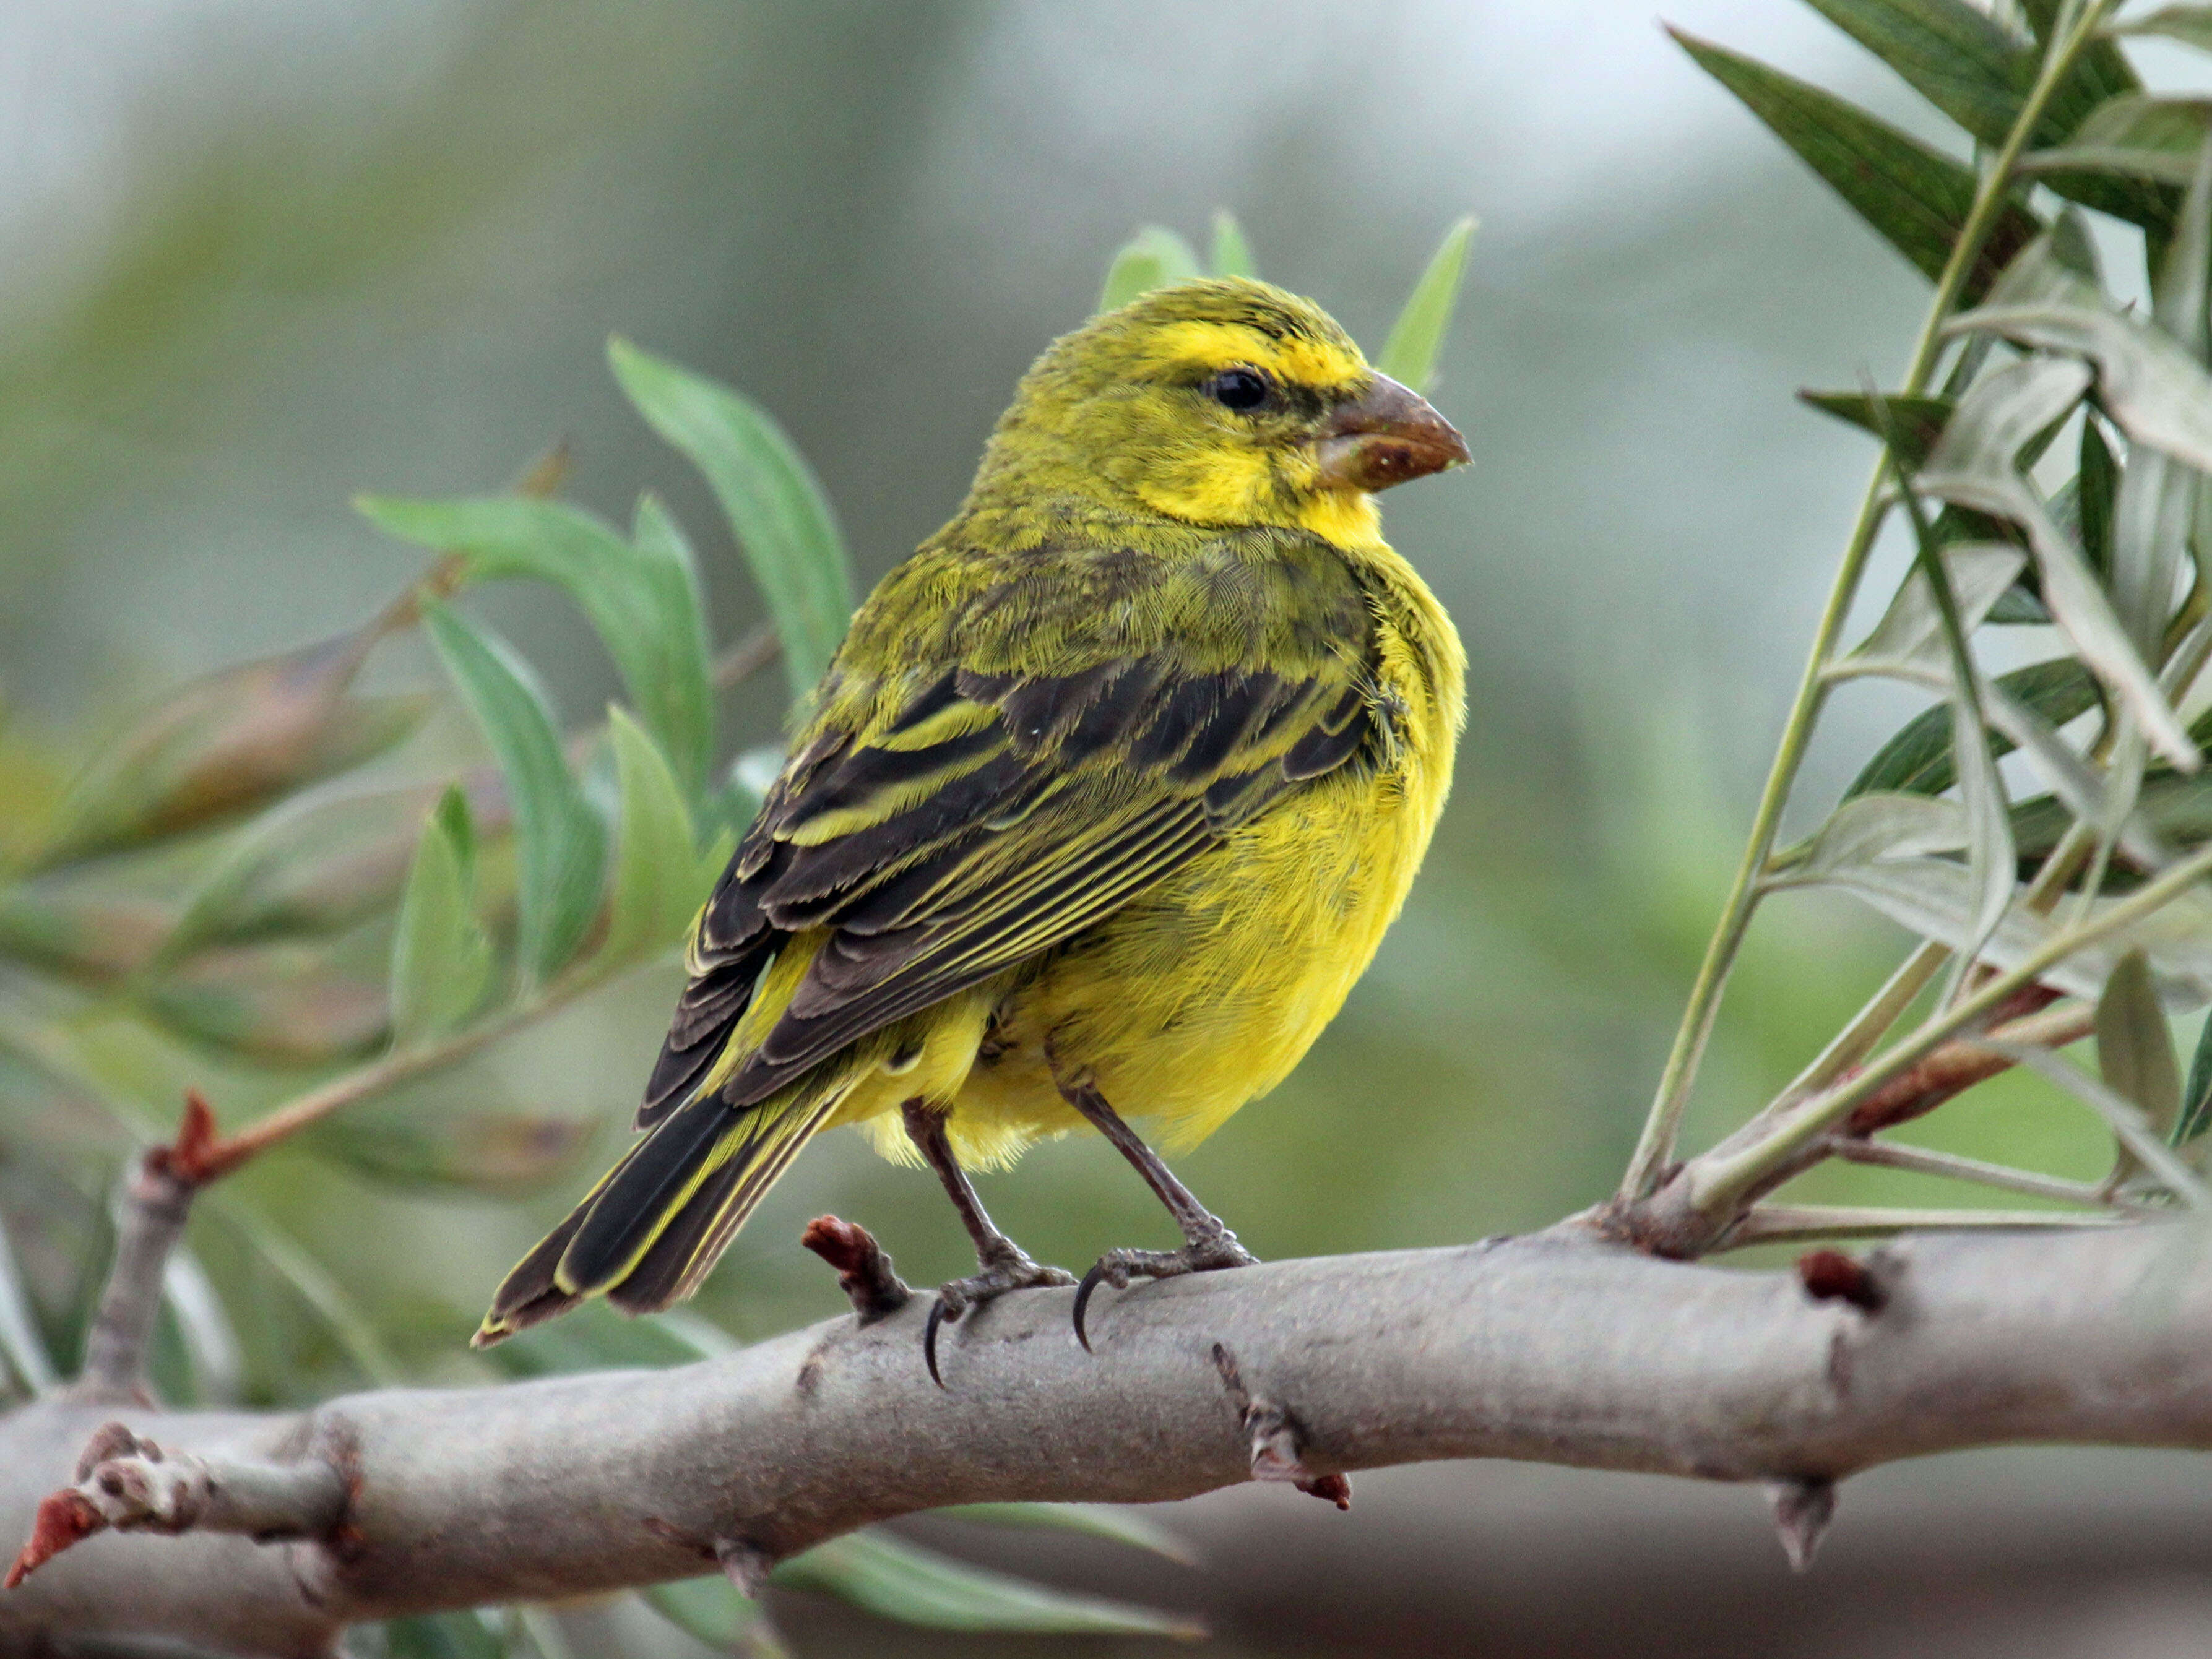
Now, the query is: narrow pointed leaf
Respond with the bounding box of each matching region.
[1208,209,1256,278]
[1670,27,2041,301]
[1376,216,1477,394]
[0,1220,57,1394]
[360,494,714,793]
[389,788,495,1048]
[2117,7,2212,51]
[1846,541,2025,669]
[2177,1010,2212,1141]
[162,1247,242,1406]
[423,600,606,986]
[1849,657,2100,798]
[772,1531,1203,1639]
[1097,225,1203,313]
[1800,389,1955,467]
[2098,948,2184,1138]
[1919,358,2198,769]
[1988,1041,2212,1206]
[607,337,853,700]
[140,944,391,1064]
[600,708,716,963]
[641,1578,761,1647]
[2024,93,2212,185]
[934,1503,1199,1565]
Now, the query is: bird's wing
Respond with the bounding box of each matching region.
[639,542,1386,1125]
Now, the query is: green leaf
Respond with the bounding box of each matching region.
[1097,225,1203,313]
[383,1613,508,1659]
[1800,389,1956,467]
[607,337,853,701]
[774,1531,1204,1640]
[1919,356,2199,770]
[2114,8,2212,54]
[1670,27,2042,302]
[38,630,425,868]
[933,1503,1198,1566]
[1800,0,2169,226]
[1846,541,2026,670]
[389,788,495,1049]
[2074,413,2120,579]
[601,707,720,963]
[1208,209,1256,278]
[1849,657,2101,799]
[311,1107,590,1197]
[2098,947,2183,1138]
[139,943,391,1064]
[423,600,606,987]
[2176,1009,2212,1142]
[641,1578,763,1648]
[359,494,714,795]
[2024,93,2212,186]
[0,1219,57,1394]
[1376,216,1477,394]
[628,494,718,794]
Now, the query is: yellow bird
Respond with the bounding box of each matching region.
[476,277,1467,1374]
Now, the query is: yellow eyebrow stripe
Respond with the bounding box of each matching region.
[1143,320,1365,389]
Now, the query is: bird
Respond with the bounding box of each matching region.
[473,275,1469,1376]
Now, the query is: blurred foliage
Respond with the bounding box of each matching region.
[11,1,2212,1653]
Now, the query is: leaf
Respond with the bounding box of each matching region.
[163,773,509,958]
[161,1247,242,1406]
[1774,831,2212,1010]
[38,630,426,868]
[2024,93,2212,185]
[0,1218,57,1394]
[2098,948,2184,1139]
[2177,1009,2212,1142]
[773,1532,1204,1639]
[1845,541,2026,670]
[384,1614,508,1659]
[2117,6,2212,51]
[1918,358,2199,770]
[310,1108,590,1197]
[1946,302,2212,476]
[1376,216,1477,394]
[1208,209,1256,278]
[933,1503,1198,1566]
[1986,1041,2212,1206]
[140,943,391,1064]
[600,708,720,964]
[1800,389,1956,467]
[359,494,714,795]
[607,337,853,701]
[389,788,495,1049]
[423,600,607,987]
[1669,27,2042,301]
[1848,657,2099,798]
[0,884,175,983]
[2073,413,2120,579]
[641,1578,763,1648]
[1097,225,1203,313]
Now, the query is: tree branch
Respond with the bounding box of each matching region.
[3,1220,2211,1653]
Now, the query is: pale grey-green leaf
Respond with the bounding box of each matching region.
[1377,216,1477,394]
[600,708,712,965]
[388,793,495,1048]
[1098,226,1203,313]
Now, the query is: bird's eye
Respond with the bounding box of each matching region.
[1204,368,1272,412]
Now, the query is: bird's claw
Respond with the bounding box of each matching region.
[922,1251,1076,1387]
[1071,1231,1258,1351]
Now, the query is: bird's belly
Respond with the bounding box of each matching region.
[947,757,1438,1163]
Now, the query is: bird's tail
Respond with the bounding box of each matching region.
[472,1078,842,1347]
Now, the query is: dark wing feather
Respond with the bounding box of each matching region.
[637,549,1383,1131]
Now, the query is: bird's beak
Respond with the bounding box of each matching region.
[1310,373,1471,493]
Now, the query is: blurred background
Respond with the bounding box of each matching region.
[2,1,2208,1654]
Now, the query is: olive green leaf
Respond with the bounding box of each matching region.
[1208,209,1257,278]
[389,787,495,1049]
[601,707,726,965]
[608,337,853,702]
[423,600,606,988]
[2175,1009,2212,1142]
[1378,216,1477,394]
[1098,225,1203,312]
[1669,27,2042,301]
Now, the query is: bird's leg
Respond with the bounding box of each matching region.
[1058,1078,1258,1349]
[901,1099,1074,1385]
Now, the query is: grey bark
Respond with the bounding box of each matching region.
[3,1222,2211,1655]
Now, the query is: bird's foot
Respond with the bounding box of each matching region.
[1072,1228,1258,1351]
[923,1246,1076,1387]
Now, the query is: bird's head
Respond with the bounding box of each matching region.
[967,277,1470,546]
